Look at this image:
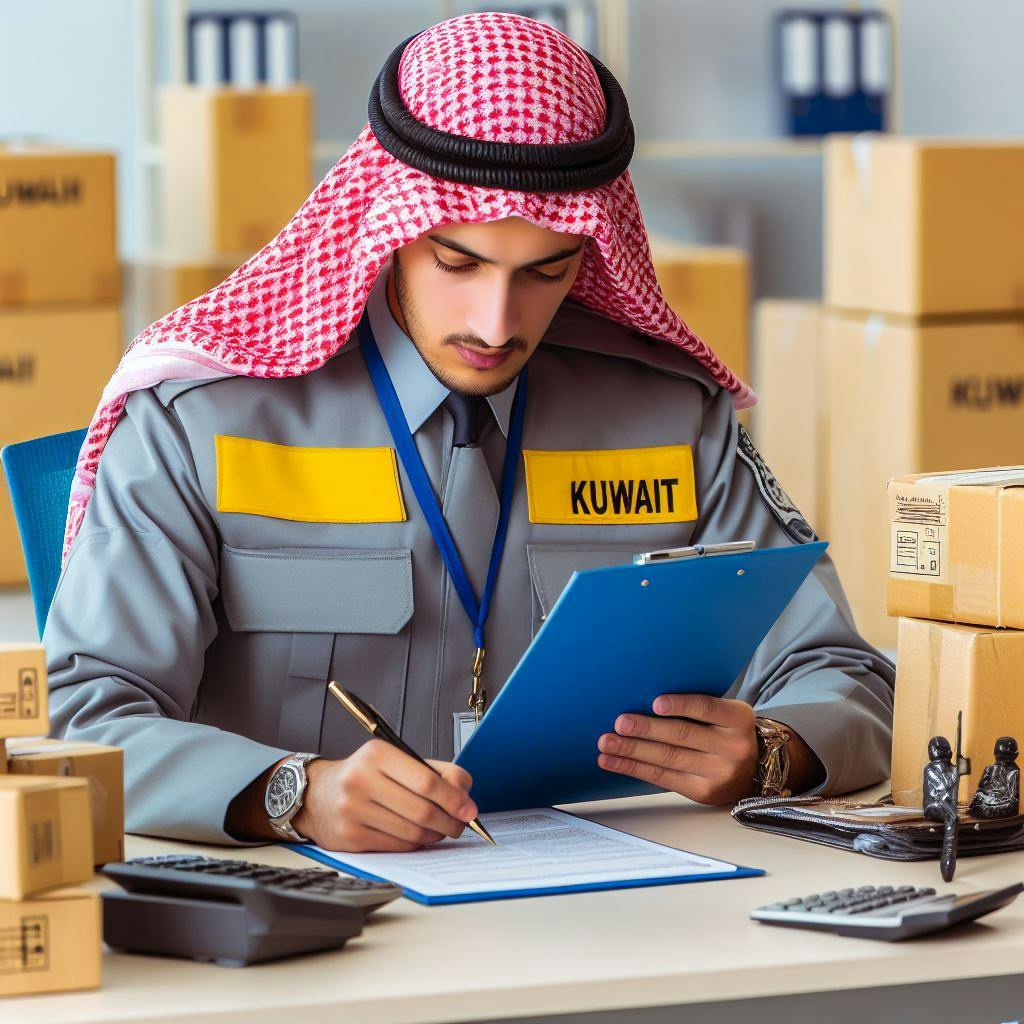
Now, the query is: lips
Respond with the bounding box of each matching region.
[453,344,514,371]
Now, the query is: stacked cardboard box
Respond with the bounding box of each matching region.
[0,142,123,585]
[119,85,314,387]
[7,739,125,865]
[649,236,751,388]
[0,644,106,996]
[159,85,313,259]
[887,470,1024,805]
[751,301,828,535]
[823,135,1024,650]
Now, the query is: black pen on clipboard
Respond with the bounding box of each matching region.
[327,681,496,846]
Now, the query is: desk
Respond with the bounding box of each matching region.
[8,791,1024,1024]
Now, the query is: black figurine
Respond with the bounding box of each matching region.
[923,713,972,883]
[923,735,958,823]
[968,737,1020,819]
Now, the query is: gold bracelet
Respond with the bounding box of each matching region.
[754,718,792,798]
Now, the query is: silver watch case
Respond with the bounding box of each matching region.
[265,753,318,842]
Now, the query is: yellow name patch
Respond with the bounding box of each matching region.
[215,436,407,523]
[522,445,697,525]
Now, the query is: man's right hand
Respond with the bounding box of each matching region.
[291,740,478,852]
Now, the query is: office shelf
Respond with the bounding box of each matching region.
[131,0,899,252]
[634,138,824,160]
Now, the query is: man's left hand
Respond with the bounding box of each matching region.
[597,694,760,805]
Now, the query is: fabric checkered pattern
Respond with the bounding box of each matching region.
[62,11,753,564]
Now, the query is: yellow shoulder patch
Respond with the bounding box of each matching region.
[522,445,697,525]
[215,436,407,523]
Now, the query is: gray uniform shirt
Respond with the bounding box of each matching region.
[44,266,895,844]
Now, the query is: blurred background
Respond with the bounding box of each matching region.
[2,0,1023,657]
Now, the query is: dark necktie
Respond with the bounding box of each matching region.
[444,391,485,447]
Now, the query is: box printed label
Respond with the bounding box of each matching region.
[0,666,39,721]
[889,483,950,583]
[28,819,58,866]
[0,915,49,974]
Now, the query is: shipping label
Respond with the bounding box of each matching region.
[889,482,949,583]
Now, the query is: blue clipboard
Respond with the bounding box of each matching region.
[457,541,828,812]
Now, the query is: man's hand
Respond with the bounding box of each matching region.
[597,695,826,803]
[597,694,760,805]
[226,741,478,850]
[292,741,478,852]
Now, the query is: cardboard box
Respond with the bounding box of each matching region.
[160,86,313,257]
[1,303,122,583]
[650,237,750,386]
[0,143,119,307]
[751,300,827,533]
[123,253,244,337]
[825,311,1024,651]
[887,468,1024,629]
[825,136,1024,316]
[7,739,124,865]
[0,887,101,997]
[0,644,47,740]
[892,617,1024,805]
[0,776,93,898]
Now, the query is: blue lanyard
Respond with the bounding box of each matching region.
[356,314,528,718]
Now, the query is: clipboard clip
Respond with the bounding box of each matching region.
[632,540,756,566]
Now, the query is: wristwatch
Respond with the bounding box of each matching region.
[264,753,319,842]
[754,718,792,798]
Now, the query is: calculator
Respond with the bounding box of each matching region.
[750,882,1022,941]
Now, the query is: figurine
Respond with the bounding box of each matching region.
[923,713,971,883]
[923,735,958,823]
[968,737,1020,819]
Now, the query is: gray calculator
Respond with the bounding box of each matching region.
[751,882,1022,941]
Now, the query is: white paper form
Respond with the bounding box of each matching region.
[305,808,745,901]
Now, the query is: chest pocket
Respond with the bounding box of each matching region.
[220,545,413,756]
[526,544,644,636]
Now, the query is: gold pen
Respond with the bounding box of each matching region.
[327,681,496,846]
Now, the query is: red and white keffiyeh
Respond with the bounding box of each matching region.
[63,11,754,564]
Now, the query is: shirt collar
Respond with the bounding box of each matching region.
[364,262,517,437]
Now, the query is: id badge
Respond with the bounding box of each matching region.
[453,711,479,756]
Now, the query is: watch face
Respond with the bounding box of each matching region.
[266,765,300,819]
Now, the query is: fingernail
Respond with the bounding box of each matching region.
[653,697,670,714]
[615,716,632,735]
[459,800,478,821]
[599,734,619,753]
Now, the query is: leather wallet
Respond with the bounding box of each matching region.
[731,794,1024,861]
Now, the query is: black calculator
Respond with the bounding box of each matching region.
[751,882,1022,941]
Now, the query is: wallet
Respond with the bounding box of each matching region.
[731,794,1024,861]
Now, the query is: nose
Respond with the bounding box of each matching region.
[465,276,521,348]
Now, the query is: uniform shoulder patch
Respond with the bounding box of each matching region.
[735,425,817,544]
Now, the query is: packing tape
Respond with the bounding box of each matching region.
[864,313,885,348]
[851,132,875,198]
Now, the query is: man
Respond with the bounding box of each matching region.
[45,13,894,852]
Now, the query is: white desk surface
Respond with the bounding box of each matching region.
[9,790,1024,1024]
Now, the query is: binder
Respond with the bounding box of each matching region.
[775,10,890,135]
[457,541,828,812]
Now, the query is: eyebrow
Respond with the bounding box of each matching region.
[428,234,584,268]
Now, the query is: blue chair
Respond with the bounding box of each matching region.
[1,428,88,637]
